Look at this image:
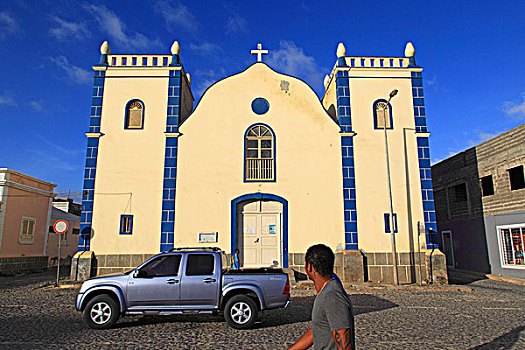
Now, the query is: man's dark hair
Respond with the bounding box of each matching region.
[305,244,334,278]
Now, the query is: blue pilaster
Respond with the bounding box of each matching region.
[160,69,181,252]
[89,70,105,134]
[78,70,105,251]
[336,69,358,250]
[411,71,438,248]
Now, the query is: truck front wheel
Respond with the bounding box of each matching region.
[224,295,258,329]
[83,294,120,329]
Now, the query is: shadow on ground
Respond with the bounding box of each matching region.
[469,326,525,350]
[255,293,397,329]
[111,294,398,330]
[447,269,488,285]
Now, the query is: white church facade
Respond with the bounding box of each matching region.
[74,40,447,284]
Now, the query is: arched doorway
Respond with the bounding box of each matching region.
[231,193,288,267]
[237,200,282,267]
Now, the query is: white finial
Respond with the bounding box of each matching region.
[404,42,415,57]
[100,40,111,55]
[186,73,191,85]
[251,43,269,62]
[324,75,330,88]
[171,40,181,55]
[336,42,346,58]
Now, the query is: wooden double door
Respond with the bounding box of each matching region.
[237,200,282,267]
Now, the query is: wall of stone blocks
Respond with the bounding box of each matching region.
[363,252,428,284]
[92,250,446,285]
[0,256,48,275]
[287,252,344,279]
[476,123,525,216]
[96,254,156,276]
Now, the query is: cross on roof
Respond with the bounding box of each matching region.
[251,43,268,62]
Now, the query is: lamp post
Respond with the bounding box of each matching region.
[384,89,399,285]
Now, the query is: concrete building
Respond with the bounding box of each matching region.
[432,123,525,279]
[0,169,56,274]
[47,201,81,267]
[74,40,447,284]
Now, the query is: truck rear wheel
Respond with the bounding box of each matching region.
[83,294,120,329]
[224,295,258,329]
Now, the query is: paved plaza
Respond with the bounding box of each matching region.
[0,270,524,349]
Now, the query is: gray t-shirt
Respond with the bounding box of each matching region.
[312,279,355,349]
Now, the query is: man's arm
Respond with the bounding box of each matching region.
[332,328,353,350]
[287,326,313,350]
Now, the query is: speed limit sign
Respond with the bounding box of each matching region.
[53,220,68,234]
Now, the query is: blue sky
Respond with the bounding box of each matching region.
[1,1,524,201]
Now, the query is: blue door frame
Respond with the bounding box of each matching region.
[231,193,288,268]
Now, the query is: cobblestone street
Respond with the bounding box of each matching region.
[0,271,524,349]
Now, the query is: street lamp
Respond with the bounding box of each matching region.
[384,89,399,285]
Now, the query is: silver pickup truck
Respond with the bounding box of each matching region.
[76,248,290,329]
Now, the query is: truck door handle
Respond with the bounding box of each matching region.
[167,279,179,284]
[254,238,260,243]
[203,278,216,283]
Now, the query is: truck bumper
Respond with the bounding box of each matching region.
[76,293,84,311]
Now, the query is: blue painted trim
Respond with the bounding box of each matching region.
[336,70,358,250]
[416,135,438,249]
[384,213,398,233]
[78,70,106,252]
[170,54,180,67]
[243,123,276,183]
[124,99,145,130]
[119,215,133,235]
[251,98,270,115]
[372,99,394,130]
[160,70,182,252]
[230,193,288,268]
[410,71,438,248]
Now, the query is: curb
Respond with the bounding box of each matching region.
[485,274,525,286]
[293,281,472,292]
[448,268,525,286]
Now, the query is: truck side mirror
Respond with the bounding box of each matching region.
[134,269,148,278]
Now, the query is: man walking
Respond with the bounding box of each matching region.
[288,244,355,350]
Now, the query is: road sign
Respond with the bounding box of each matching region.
[53,219,68,287]
[53,220,68,234]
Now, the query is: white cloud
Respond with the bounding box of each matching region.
[226,13,247,33]
[0,94,16,106]
[49,16,90,41]
[49,56,92,84]
[266,40,325,92]
[426,75,437,86]
[29,100,44,112]
[154,0,198,34]
[189,42,223,56]
[503,92,525,119]
[467,131,498,147]
[84,4,162,51]
[193,68,227,98]
[0,11,18,38]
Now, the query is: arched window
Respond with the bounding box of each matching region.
[373,100,393,129]
[125,100,144,129]
[245,124,275,181]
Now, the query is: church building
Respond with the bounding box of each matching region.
[74,40,447,284]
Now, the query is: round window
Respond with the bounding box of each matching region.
[251,98,270,115]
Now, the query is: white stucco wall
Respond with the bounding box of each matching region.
[338,67,427,252]
[176,63,345,254]
[90,67,173,254]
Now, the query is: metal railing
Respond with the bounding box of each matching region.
[246,158,273,180]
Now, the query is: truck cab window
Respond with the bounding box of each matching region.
[140,255,181,277]
[186,254,214,275]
